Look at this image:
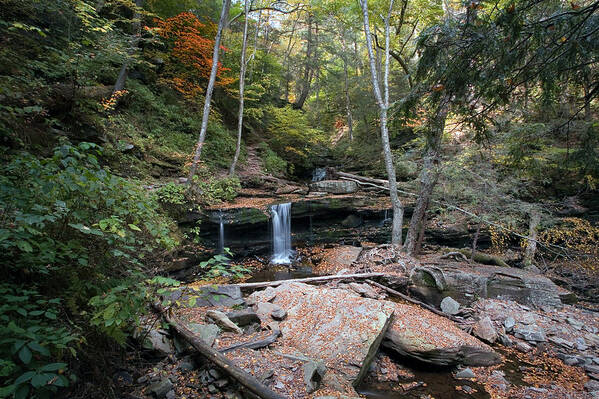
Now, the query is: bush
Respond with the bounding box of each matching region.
[256,142,288,176]
[192,174,241,205]
[0,141,179,397]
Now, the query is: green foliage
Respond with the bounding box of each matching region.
[0,286,76,399]
[193,176,241,205]
[256,142,288,177]
[199,249,251,280]
[0,141,178,396]
[264,105,326,174]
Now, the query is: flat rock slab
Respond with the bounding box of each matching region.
[314,246,363,274]
[309,180,358,194]
[166,285,244,308]
[382,301,501,366]
[248,282,394,388]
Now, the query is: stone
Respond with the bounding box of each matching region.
[165,390,176,399]
[303,361,327,393]
[516,342,533,353]
[341,214,362,228]
[208,384,218,394]
[586,380,599,392]
[188,323,220,347]
[177,357,196,372]
[206,310,243,334]
[576,337,588,351]
[215,379,229,388]
[348,283,380,299]
[409,264,563,309]
[567,317,584,330]
[254,302,287,324]
[383,304,500,367]
[498,333,513,347]
[246,286,277,305]
[142,330,175,356]
[473,316,498,344]
[248,282,395,387]
[455,368,475,379]
[513,324,546,342]
[309,180,358,194]
[504,316,516,332]
[166,285,244,308]
[586,334,599,346]
[564,357,579,366]
[586,365,599,375]
[440,296,460,315]
[148,378,173,399]
[113,370,133,386]
[208,369,221,379]
[226,308,260,326]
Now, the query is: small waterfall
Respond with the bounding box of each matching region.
[271,203,293,264]
[218,211,225,254]
[312,167,326,182]
[379,209,391,227]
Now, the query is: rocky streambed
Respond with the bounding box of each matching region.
[126,244,598,399]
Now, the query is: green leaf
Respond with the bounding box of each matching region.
[28,341,50,356]
[31,373,54,388]
[18,346,32,364]
[14,384,29,399]
[128,224,141,231]
[17,240,33,252]
[44,311,57,320]
[14,371,35,385]
[39,363,67,372]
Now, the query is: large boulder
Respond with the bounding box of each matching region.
[165,285,244,308]
[382,302,500,366]
[309,180,358,194]
[409,263,565,310]
[248,282,394,389]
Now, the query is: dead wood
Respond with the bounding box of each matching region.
[219,329,281,353]
[225,272,387,289]
[438,251,469,262]
[153,303,286,399]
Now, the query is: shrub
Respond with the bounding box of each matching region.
[256,142,288,176]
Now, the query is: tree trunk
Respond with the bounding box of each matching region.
[341,34,353,140]
[111,0,144,96]
[247,9,261,82]
[404,97,449,254]
[523,211,540,267]
[471,220,482,260]
[229,0,250,176]
[583,79,592,121]
[187,0,231,183]
[360,0,402,245]
[294,14,314,109]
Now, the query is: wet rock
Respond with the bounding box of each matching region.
[516,341,533,353]
[341,214,362,228]
[309,180,358,194]
[148,378,173,399]
[440,296,460,315]
[455,368,475,379]
[303,361,326,393]
[188,323,220,346]
[473,316,498,344]
[226,309,260,326]
[383,303,500,367]
[513,324,546,342]
[206,310,243,334]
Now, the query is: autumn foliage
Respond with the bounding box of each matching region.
[152,12,234,98]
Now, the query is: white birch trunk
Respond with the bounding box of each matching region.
[187,0,231,183]
[360,0,403,245]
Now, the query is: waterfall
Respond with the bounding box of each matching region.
[218,211,225,254]
[271,202,293,264]
[312,167,326,182]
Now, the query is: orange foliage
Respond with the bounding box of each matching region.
[152,12,234,97]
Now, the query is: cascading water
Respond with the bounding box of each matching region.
[312,167,327,182]
[218,211,225,254]
[271,202,293,264]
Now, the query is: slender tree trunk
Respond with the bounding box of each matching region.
[360,0,403,245]
[414,198,429,255]
[583,79,592,121]
[229,0,250,176]
[187,0,231,183]
[283,17,299,103]
[341,34,353,140]
[471,220,482,260]
[294,14,314,109]
[247,9,261,82]
[523,211,540,267]
[404,97,449,254]
[112,0,143,95]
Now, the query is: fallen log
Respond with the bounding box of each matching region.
[454,248,510,268]
[226,272,388,289]
[365,279,462,323]
[335,171,390,186]
[219,329,281,353]
[154,303,285,399]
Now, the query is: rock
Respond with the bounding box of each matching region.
[473,316,498,344]
[440,297,460,315]
[177,358,196,372]
[586,380,599,392]
[567,317,584,330]
[516,342,533,353]
[215,379,229,388]
[504,316,516,332]
[409,264,564,309]
[576,337,588,351]
[383,303,500,367]
[188,323,220,347]
[455,368,475,379]
[303,361,326,393]
[586,334,599,346]
[498,333,513,346]
[208,384,218,394]
[148,378,173,399]
[249,282,395,388]
[165,390,176,399]
[254,302,287,324]
[142,330,175,356]
[246,286,277,305]
[226,309,260,326]
[309,180,358,194]
[166,285,244,308]
[586,365,599,375]
[513,324,546,342]
[206,310,243,334]
[113,370,133,386]
[341,214,362,228]
[564,356,579,366]
[349,283,380,299]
